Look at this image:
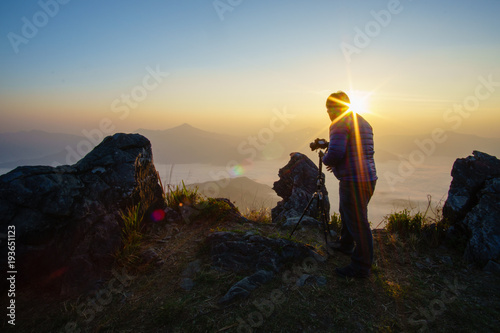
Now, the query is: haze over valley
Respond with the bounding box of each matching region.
[2,124,498,225]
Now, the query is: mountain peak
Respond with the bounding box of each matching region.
[175,123,196,130]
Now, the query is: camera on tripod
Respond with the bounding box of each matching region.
[290,137,333,245]
[310,138,329,151]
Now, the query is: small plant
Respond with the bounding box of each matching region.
[244,206,272,223]
[165,181,200,211]
[116,154,164,265]
[199,197,235,219]
[385,209,424,239]
[116,203,144,265]
[329,212,342,234]
[154,297,190,326]
[384,199,450,249]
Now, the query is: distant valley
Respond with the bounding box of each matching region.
[2,125,499,225]
[186,176,280,214]
[1,124,498,170]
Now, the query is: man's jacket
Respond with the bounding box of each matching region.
[322,112,378,182]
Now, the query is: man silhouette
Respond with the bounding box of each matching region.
[322,91,377,278]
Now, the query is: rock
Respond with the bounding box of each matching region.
[179,205,198,222]
[272,153,330,226]
[443,151,500,268]
[438,256,453,266]
[139,248,164,267]
[206,231,323,304]
[296,274,327,287]
[218,270,274,305]
[207,231,322,274]
[415,262,427,270]
[281,216,324,229]
[483,260,500,275]
[182,260,202,278]
[462,178,500,266]
[180,278,195,291]
[443,151,500,224]
[164,207,181,222]
[0,133,164,295]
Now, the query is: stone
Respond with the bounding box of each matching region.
[180,278,195,291]
[206,231,324,304]
[272,153,330,226]
[207,231,321,274]
[438,256,453,266]
[0,133,164,295]
[483,260,500,275]
[462,178,500,266]
[443,151,500,268]
[281,216,324,229]
[296,274,327,287]
[164,207,181,222]
[218,270,274,305]
[139,248,164,267]
[443,151,500,224]
[182,259,202,278]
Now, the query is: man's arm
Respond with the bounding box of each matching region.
[322,122,349,166]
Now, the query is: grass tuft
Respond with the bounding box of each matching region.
[385,209,424,238]
[115,154,162,266]
[165,180,200,211]
[244,206,272,223]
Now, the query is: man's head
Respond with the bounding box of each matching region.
[326,91,350,121]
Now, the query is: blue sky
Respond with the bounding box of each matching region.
[1,0,499,136]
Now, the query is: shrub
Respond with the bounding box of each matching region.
[385,209,424,238]
[198,197,235,219]
[329,212,342,234]
[116,154,162,265]
[244,207,272,224]
[165,181,200,211]
[116,203,144,265]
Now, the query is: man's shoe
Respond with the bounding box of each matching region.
[328,240,354,256]
[335,265,370,279]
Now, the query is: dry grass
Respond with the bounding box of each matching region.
[8,203,500,333]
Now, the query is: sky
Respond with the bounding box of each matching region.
[0,0,499,138]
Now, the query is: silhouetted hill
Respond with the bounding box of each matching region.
[136,124,244,165]
[187,176,279,212]
[0,130,82,164]
[1,127,499,171]
[377,131,500,161]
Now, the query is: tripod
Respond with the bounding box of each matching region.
[289,150,332,246]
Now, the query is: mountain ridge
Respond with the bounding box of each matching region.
[1,126,499,170]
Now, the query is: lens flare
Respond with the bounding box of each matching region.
[231,164,245,177]
[151,209,165,222]
[347,91,372,115]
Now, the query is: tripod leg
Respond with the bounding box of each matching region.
[318,195,330,245]
[289,193,318,237]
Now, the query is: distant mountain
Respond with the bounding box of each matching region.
[187,176,280,212]
[0,150,68,169]
[136,124,245,165]
[0,130,83,165]
[377,131,500,161]
[2,126,499,171]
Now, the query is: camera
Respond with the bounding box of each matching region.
[310,138,329,151]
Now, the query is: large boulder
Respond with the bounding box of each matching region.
[271,153,330,226]
[206,231,324,304]
[0,133,163,294]
[443,151,500,268]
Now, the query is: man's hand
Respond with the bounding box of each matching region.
[326,165,333,173]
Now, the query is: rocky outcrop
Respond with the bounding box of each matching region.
[443,151,500,268]
[0,133,163,294]
[206,231,324,304]
[271,153,330,227]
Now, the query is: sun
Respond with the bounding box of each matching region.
[347,91,371,115]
